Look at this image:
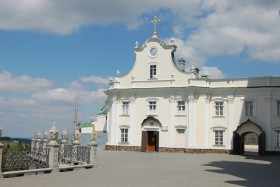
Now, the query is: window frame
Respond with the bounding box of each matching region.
[150,65,157,79]
[245,100,254,117]
[214,130,224,146]
[177,100,186,115]
[148,101,157,115]
[122,101,129,115]
[120,128,128,143]
[214,101,224,116]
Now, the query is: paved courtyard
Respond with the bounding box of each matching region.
[1,150,280,187]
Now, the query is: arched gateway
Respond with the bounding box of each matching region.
[141,116,162,152]
[233,119,266,155]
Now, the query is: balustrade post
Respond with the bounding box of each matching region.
[60,128,68,163]
[88,126,98,165]
[43,130,49,149]
[61,128,68,146]
[36,130,42,150]
[72,127,80,164]
[47,123,59,172]
[0,127,4,178]
[72,127,81,146]
[31,132,36,149]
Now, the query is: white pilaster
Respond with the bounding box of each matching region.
[187,95,196,147]
[205,96,211,148]
[227,96,234,150]
[110,97,118,145]
[129,97,136,145]
[265,96,272,151]
[169,97,175,147]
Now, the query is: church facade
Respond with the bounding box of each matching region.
[104,26,280,155]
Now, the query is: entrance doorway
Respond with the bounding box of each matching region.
[233,119,265,155]
[141,131,159,152]
[244,132,258,155]
[140,116,161,152]
[147,131,156,151]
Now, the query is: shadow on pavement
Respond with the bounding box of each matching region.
[204,155,280,187]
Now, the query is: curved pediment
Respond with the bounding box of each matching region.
[234,119,264,136]
[141,116,162,128]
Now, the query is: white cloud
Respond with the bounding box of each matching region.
[0,71,52,93]
[80,76,110,85]
[0,72,107,137]
[0,0,279,65]
[200,67,225,79]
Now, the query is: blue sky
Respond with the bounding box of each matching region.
[0,0,280,137]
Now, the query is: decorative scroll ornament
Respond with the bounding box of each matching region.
[227,97,234,104]
[205,96,211,104]
[169,96,175,103]
[188,95,198,103]
[130,97,136,103]
[112,97,118,103]
[49,122,59,145]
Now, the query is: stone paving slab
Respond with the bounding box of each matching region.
[1,150,280,187]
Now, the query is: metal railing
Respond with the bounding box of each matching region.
[58,145,90,165]
[1,148,49,172]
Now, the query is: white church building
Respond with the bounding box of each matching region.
[104,18,280,155]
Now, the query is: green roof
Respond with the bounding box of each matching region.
[81,123,93,128]
[98,100,108,115]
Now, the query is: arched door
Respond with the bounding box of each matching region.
[233,119,265,155]
[141,116,161,152]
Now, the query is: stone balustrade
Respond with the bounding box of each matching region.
[0,123,98,178]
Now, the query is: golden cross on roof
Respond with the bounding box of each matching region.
[150,16,160,37]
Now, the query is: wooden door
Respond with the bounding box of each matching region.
[141,131,147,152]
[147,131,156,152]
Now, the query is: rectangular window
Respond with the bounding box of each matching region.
[122,102,129,115]
[215,131,223,145]
[149,101,157,115]
[277,131,280,147]
[121,129,128,143]
[277,101,280,116]
[215,101,224,116]
[150,65,156,78]
[245,101,254,117]
[177,101,186,115]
